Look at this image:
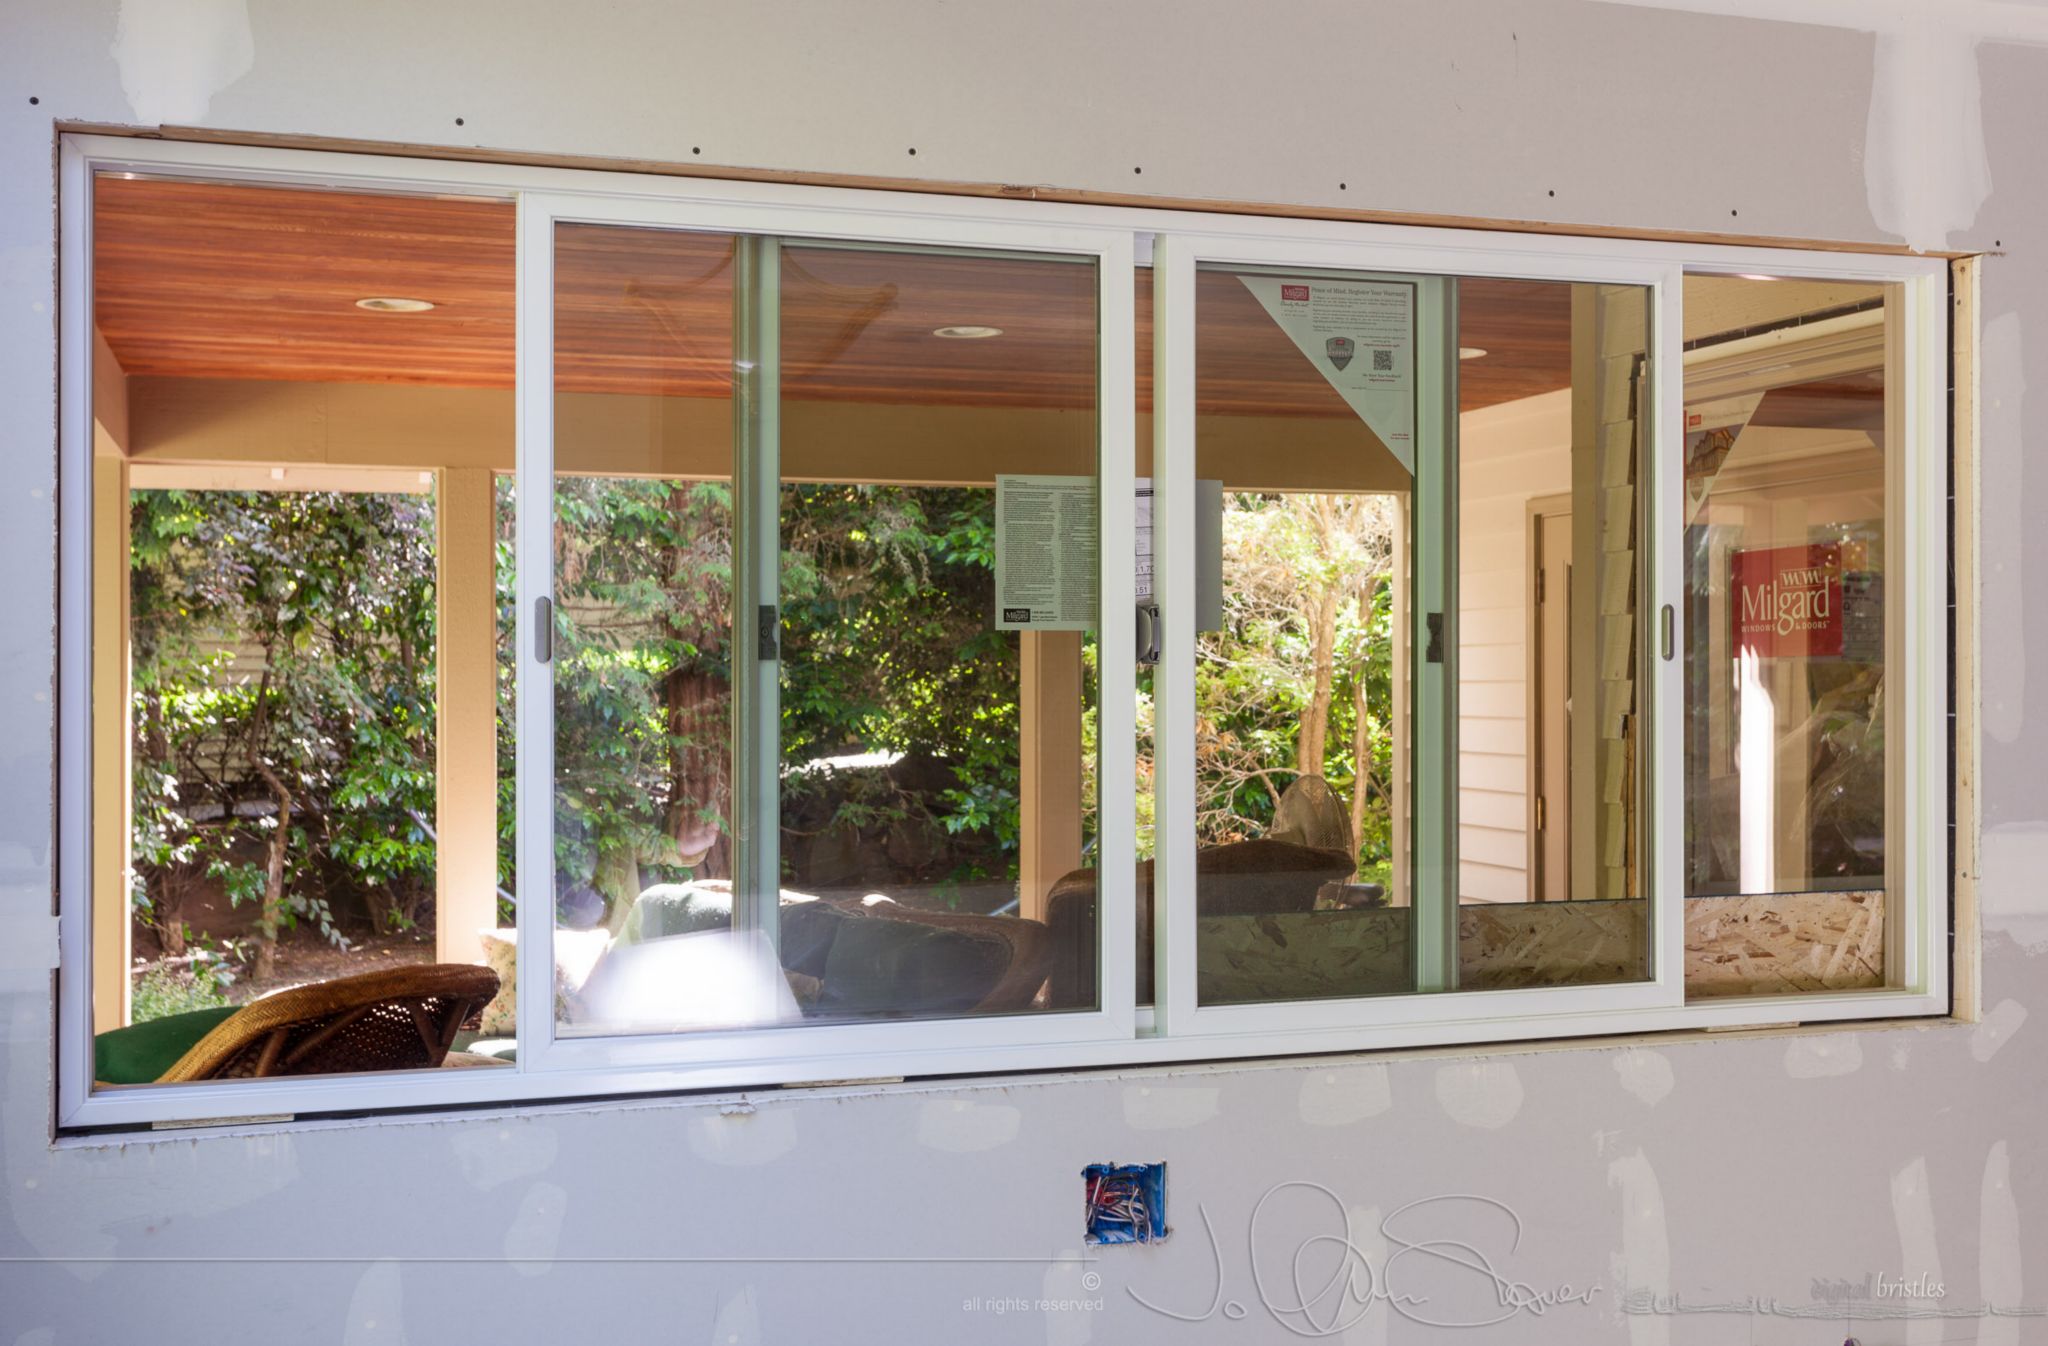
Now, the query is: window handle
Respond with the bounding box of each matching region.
[534,596,553,664]
[1660,604,1675,661]
[1136,605,1160,665]
[1425,612,1444,663]
[759,605,780,662]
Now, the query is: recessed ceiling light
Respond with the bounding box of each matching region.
[355,296,436,313]
[933,325,1003,339]
[1458,346,1487,360]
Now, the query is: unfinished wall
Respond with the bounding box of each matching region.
[3,2,2043,1342]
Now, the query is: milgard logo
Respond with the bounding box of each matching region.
[1731,543,1842,658]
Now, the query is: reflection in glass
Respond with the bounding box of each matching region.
[552,226,1102,1034]
[1681,276,1893,999]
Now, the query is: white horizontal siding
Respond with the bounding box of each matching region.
[1456,389,1571,904]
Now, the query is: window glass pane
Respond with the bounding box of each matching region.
[90,174,518,1085]
[554,228,1101,1035]
[551,223,739,1036]
[1681,274,1895,999]
[1187,266,1655,1005]
[1455,281,1654,995]
[778,241,1101,1025]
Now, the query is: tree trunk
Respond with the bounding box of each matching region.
[666,668,730,876]
[252,764,292,983]
[664,483,733,879]
[1297,582,1340,778]
[1347,583,1384,878]
[153,870,188,957]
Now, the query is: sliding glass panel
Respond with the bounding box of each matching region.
[1680,274,1896,999]
[553,226,1101,1036]
[1453,281,1657,992]
[1186,265,1657,1006]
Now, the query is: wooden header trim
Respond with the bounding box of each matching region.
[60,121,1969,261]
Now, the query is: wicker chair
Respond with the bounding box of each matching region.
[157,964,501,1083]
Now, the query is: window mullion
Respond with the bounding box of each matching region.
[731,235,783,968]
[512,192,560,1067]
[1412,275,1459,993]
[1649,265,1688,1002]
[1085,233,1141,1034]
[1150,236,1198,1034]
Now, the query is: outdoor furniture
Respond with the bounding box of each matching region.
[149,964,500,1083]
[591,882,1054,1023]
[1043,837,1358,1007]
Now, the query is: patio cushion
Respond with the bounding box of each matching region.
[94,1006,238,1085]
[814,914,1009,1018]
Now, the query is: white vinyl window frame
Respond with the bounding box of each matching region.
[52,133,1952,1131]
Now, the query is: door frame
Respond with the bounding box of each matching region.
[1526,491,1574,900]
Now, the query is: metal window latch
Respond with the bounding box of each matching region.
[759,605,780,662]
[1136,605,1160,665]
[1661,604,1675,661]
[1425,611,1444,663]
[534,596,553,663]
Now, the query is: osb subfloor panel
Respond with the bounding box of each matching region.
[1459,901,1646,990]
[1197,910,1409,1005]
[1684,889,1885,998]
[1191,888,1884,1002]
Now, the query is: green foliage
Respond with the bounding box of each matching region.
[1193,493,1397,873]
[129,957,233,1024]
[129,487,439,951]
[134,473,1399,950]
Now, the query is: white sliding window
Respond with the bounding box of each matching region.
[54,133,1952,1131]
[1145,231,1682,1038]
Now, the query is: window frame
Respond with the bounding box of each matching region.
[54,133,1953,1132]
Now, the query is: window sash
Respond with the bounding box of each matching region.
[511,189,1143,1076]
[53,133,1952,1131]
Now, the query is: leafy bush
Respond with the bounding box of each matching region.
[129,958,233,1024]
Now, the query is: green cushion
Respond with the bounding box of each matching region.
[94,1005,238,1084]
[815,917,1008,1019]
[618,883,733,944]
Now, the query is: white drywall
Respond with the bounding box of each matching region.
[3,2,2044,1341]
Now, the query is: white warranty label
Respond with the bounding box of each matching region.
[995,475,1098,630]
[1239,276,1416,472]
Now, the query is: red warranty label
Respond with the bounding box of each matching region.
[1731,543,1842,658]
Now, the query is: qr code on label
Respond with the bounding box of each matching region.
[1372,348,1395,372]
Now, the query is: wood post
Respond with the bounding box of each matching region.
[435,467,501,964]
[1018,630,1085,922]
[91,455,132,1031]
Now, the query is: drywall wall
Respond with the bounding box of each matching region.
[2,1,2044,1341]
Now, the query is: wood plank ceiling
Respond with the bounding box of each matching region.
[96,175,1582,415]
